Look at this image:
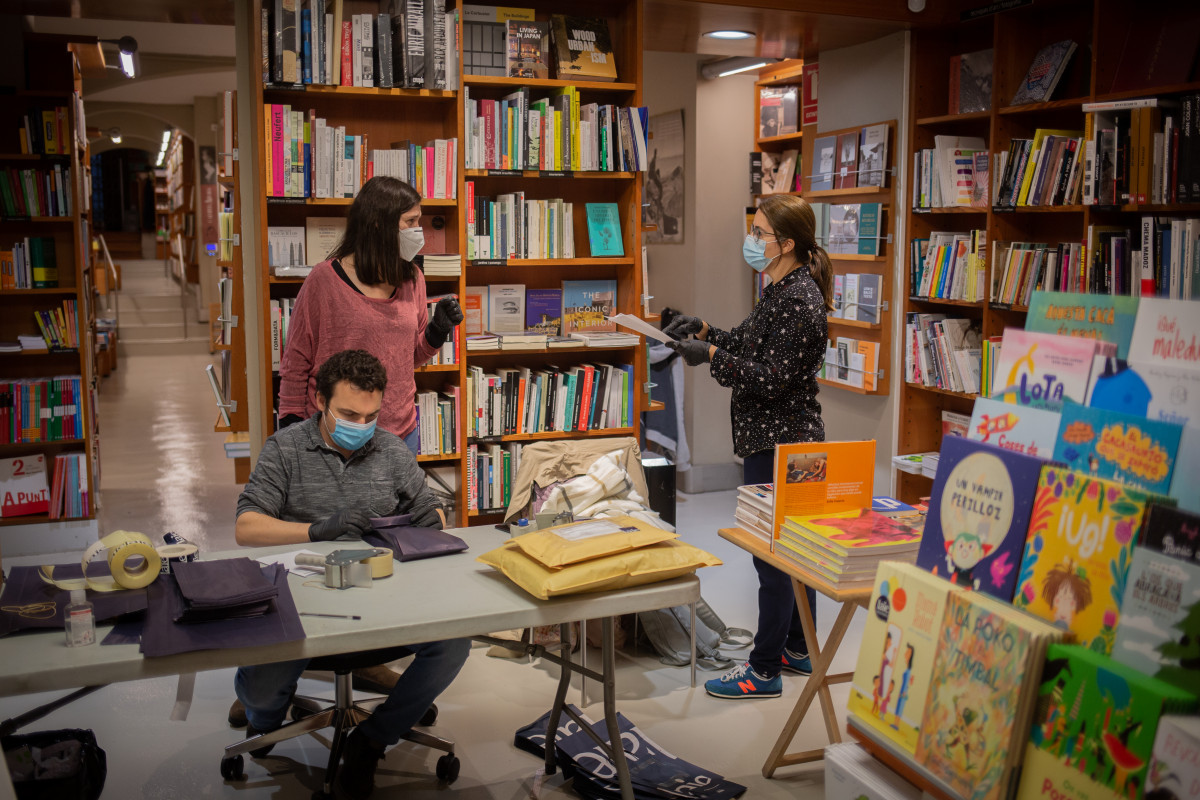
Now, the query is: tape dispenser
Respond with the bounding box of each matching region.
[295,548,391,589]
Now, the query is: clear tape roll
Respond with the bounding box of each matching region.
[157,543,200,574]
[40,530,160,593]
[365,548,394,579]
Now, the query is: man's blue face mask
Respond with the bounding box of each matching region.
[324,410,376,450]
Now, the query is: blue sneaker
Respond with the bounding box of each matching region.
[781,647,812,676]
[704,662,782,699]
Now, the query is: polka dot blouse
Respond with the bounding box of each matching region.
[707,266,827,458]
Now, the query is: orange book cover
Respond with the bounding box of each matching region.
[771,440,875,546]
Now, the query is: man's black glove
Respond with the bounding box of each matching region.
[669,338,711,366]
[425,297,464,348]
[308,509,373,542]
[662,314,704,341]
[409,503,444,529]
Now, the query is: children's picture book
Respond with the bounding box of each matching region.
[0,454,49,518]
[786,509,922,558]
[812,135,837,191]
[1010,39,1078,106]
[990,329,1100,411]
[1025,291,1139,359]
[1140,503,1200,568]
[1014,466,1152,653]
[1017,644,1198,800]
[1147,716,1200,800]
[915,592,1058,800]
[858,124,889,188]
[967,396,1062,459]
[915,436,1043,602]
[1128,297,1200,372]
[836,132,858,189]
[463,285,487,335]
[584,202,624,257]
[561,279,616,334]
[505,19,549,79]
[548,15,617,82]
[1171,426,1200,514]
[770,440,874,540]
[1112,547,1200,694]
[848,563,956,755]
[1052,403,1183,495]
[525,288,562,335]
[824,742,923,800]
[1085,357,1200,430]
[487,283,525,333]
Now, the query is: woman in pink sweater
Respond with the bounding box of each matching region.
[277,177,462,452]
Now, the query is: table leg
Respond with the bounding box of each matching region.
[690,601,697,688]
[601,616,634,800]
[761,589,858,778]
[544,622,574,776]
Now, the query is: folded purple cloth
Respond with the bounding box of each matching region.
[0,565,148,637]
[172,557,278,608]
[365,519,468,563]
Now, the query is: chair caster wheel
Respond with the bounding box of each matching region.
[419,703,438,726]
[436,753,460,783]
[220,754,244,781]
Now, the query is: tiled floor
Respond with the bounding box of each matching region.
[0,350,868,798]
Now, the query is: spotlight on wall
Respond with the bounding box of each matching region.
[908,0,927,11]
[699,56,779,80]
[100,36,138,78]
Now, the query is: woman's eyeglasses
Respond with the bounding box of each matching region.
[750,227,778,244]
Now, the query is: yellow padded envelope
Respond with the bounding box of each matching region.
[509,516,677,568]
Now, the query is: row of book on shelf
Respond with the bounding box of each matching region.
[462,10,619,83]
[0,303,81,354]
[0,452,90,519]
[0,237,60,290]
[464,280,623,338]
[831,273,884,324]
[15,105,73,156]
[267,215,459,273]
[262,0,456,90]
[810,123,890,191]
[465,440,523,513]
[0,376,85,445]
[466,191,625,261]
[415,385,458,456]
[463,87,648,173]
[818,336,881,392]
[264,103,457,199]
[0,165,73,219]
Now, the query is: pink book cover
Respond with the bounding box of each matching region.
[270,104,285,197]
[990,329,1100,411]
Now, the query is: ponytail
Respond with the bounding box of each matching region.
[809,245,834,312]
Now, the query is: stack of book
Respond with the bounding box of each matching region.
[775,510,922,590]
[494,331,546,351]
[891,452,936,476]
[825,743,921,800]
[0,376,84,444]
[223,433,250,460]
[0,165,72,218]
[909,230,986,302]
[569,331,639,347]
[465,334,499,352]
[1,237,59,289]
[734,484,773,544]
[421,253,461,276]
[466,441,524,513]
[466,362,634,439]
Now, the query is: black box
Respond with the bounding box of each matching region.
[641,456,676,527]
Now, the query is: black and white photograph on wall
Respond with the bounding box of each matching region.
[643,109,684,244]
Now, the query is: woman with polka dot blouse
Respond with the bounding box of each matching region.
[664,194,833,700]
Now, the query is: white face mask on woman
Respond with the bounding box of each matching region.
[398,226,425,261]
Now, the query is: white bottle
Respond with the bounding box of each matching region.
[64,589,95,647]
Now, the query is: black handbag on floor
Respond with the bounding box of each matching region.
[2,728,107,800]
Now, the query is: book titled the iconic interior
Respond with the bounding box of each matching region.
[561,279,616,335]
[548,15,617,82]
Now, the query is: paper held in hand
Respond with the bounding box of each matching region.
[607,314,673,344]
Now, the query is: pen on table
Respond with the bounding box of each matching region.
[300,612,362,620]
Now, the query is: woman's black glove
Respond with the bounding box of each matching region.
[669,338,711,366]
[425,297,464,348]
[309,508,373,541]
[662,314,703,341]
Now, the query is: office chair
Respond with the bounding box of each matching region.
[219,647,458,799]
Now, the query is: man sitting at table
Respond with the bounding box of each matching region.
[234,348,469,799]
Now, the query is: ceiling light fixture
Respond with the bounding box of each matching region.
[703,30,754,40]
[106,127,122,144]
[156,129,172,167]
[699,57,780,80]
[99,36,139,78]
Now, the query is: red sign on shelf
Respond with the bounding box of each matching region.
[802,62,819,127]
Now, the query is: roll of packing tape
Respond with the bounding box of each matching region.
[364,548,394,579]
[40,530,161,593]
[158,543,200,575]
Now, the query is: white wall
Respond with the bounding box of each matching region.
[815,31,909,495]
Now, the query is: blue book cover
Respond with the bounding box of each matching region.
[1053,402,1184,495]
[914,435,1044,603]
[967,396,1061,460]
[856,203,882,256]
[585,203,624,257]
[525,288,562,334]
[871,496,917,515]
[1025,291,1139,359]
[561,280,616,334]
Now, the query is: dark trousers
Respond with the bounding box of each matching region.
[743,449,816,678]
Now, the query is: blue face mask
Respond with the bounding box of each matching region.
[743,234,776,273]
[324,410,376,451]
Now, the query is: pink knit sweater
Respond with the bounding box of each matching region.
[278,259,437,437]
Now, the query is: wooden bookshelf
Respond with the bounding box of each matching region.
[165,130,197,285]
[246,0,648,525]
[896,0,1200,503]
[0,37,99,526]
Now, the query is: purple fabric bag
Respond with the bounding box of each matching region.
[364,515,469,562]
[0,565,148,637]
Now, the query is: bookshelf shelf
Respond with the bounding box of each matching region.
[997,96,1089,115]
[469,427,636,445]
[1093,80,1200,104]
[266,196,458,207]
[462,76,637,93]
[466,344,638,358]
[3,349,80,357]
[463,169,638,180]
[647,399,664,412]
[757,131,803,147]
[417,453,460,463]
[907,296,985,308]
[989,302,1030,313]
[0,153,70,161]
[0,288,79,295]
[915,110,991,126]
[467,257,635,267]
[803,185,891,199]
[0,513,94,528]
[826,317,881,331]
[816,377,885,396]
[992,205,1086,213]
[0,438,87,449]
[415,364,458,373]
[905,382,979,401]
[0,216,73,224]
[266,84,458,100]
[912,206,987,214]
[826,253,888,263]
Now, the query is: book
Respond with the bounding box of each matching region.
[463,285,487,335]
[561,279,616,334]
[786,509,922,559]
[773,149,799,194]
[267,226,307,267]
[990,329,1101,411]
[1017,644,1198,800]
[748,152,763,194]
[954,48,993,114]
[847,564,956,754]
[857,203,882,256]
[548,15,617,83]
[770,440,874,541]
[759,150,780,194]
[1128,297,1200,371]
[758,86,785,139]
[585,202,624,257]
[966,396,1061,459]
[487,283,525,333]
[304,216,346,265]
[1112,547,1200,694]
[1140,503,1200,568]
[824,742,923,800]
[915,436,1044,602]
[1171,426,1200,514]
[505,19,549,79]
[778,85,798,135]
[1147,716,1200,800]
[461,4,534,78]
[857,124,889,188]
[836,131,858,189]
[1025,291,1139,359]
[1010,39,1078,106]
[1014,466,1152,653]
[828,203,862,256]
[0,454,49,517]
[525,287,562,335]
[855,273,882,325]
[812,135,837,192]
[1052,403,1183,495]
[1085,356,1200,429]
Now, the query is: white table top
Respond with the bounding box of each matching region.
[0,526,700,697]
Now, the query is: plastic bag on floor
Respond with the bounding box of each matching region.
[1,728,107,800]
